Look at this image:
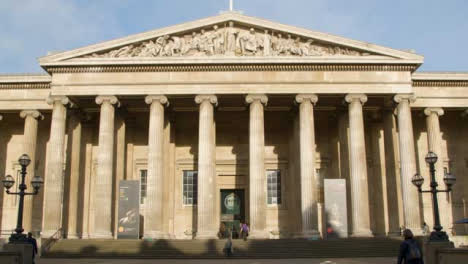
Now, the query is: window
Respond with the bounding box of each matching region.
[183,171,198,205]
[267,170,281,205]
[140,169,147,204]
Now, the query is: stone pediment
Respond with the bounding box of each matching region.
[39,12,423,66]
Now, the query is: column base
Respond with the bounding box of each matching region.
[351,229,373,237]
[300,230,321,240]
[195,230,218,239]
[387,231,402,237]
[66,233,80,239]
[248,230,270,239]
[143,231,172,240]
[90,231,113,239]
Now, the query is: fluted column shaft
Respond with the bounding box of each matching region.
[345,94,372,237]
[43,96,69,237]
[382,110,401,236]
[65,113,82,239]
[94,95,119,238]
[246,94,268,238]
[20,110,42,233]
[144,95,168,238]
[394,95,421,233]
[295,94,320,237]
[195,95,217,239]
[424,108,449,227]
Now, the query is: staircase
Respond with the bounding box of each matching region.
[42,238,402,259]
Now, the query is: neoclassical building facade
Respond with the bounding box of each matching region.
[0,12,467,240]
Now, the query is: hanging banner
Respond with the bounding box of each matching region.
[324,179,348,238]
[117,180,140,239]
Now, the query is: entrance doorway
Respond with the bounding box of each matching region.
[220,189,245,239]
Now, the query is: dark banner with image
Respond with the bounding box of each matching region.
[117,180,140,239]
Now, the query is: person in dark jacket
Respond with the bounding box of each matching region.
[398,229,424,264]
[27,232,38,264]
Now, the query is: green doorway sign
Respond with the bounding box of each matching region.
[220,189,244,239]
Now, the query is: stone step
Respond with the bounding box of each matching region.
[43,238,402,259]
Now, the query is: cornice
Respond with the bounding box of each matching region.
[412,80,468,87]
[412,72,468,87]
[0,83,50,89]
[46,64,418,73]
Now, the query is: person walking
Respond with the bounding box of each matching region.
[27,232,38,264]
[241,222,249,241]
[224,230,234,257]
[422,222,430,236]
[398,229,424,264]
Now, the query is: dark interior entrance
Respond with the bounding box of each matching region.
[220,189,245,239]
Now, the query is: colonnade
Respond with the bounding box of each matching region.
[4,93,448,238]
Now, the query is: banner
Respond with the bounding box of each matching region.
[117,180,140,239]
[324,179,348,238]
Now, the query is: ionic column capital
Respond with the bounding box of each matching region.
[145,95,169,106]
[96,95,120,106]
[245,94,268,105]
[295,94,318,105]
[394,94,416,104]
[345,94,367,104]
[20,110,44,120]
[47,95,70,106]
[195,95,218,106]
[424,107,444,117]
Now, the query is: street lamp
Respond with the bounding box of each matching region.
[1,154,43,243]
[411,151,456,241]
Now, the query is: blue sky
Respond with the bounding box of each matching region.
[0,0,467,73]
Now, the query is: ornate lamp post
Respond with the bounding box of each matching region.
[412,151,456,241]
[1,154,43,243]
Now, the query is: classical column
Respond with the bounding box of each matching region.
[344,94,372,237]
[19,110,43,233]
[42,96,70,237]
[246,94,268,238]
[394,94,421,233]
[93,95,119,238]
[194,95,218,239]
[64,112,82,239]
[144,95,169,238]
[424,107,450,227]
[295,94,320,237]
[382,109,402,236]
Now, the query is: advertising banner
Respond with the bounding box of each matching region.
[324,179,348,238]
[117,180,140,239]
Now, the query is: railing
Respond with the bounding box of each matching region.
[41,228,63,255]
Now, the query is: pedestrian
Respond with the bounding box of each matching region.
[422,222,430,236]
[27,232,38,264]
[224,230,233,257]
[398,229,424,264]
[241,222,249,241]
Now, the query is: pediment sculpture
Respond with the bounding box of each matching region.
[83,22,373,58]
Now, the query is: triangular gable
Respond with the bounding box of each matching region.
[39,12,423,66]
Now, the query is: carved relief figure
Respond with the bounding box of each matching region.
[83,23,371,58]
[225,21,239,55]
[261,29,272,56]
[238,28,258,55]
[213,25,225,55]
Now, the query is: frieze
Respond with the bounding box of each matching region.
[82,22,374,59]
[47,64,418,74]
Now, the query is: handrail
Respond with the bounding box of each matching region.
[41,228,63,255]
[0,229,14,236]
